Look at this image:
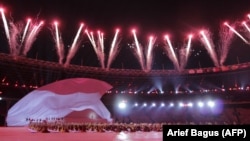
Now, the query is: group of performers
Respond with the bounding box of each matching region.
[27,118,163,133]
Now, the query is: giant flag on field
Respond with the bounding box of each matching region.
[6,78,113,126]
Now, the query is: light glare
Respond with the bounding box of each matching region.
[118,101,127,109]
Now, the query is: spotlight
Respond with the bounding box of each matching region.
[152,103,156,107]
[207,101,215,108]
[187,102,193,107]
[143,103,147,107]
[197,101,204,108]
[134,103,138,107]
[179,102,184,107]
[118,101,127,109]
[169,102,174,107]
[161,103,165,107]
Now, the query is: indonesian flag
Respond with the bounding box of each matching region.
[6,78,113,126]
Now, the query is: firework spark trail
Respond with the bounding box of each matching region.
[9,22,19,56]
[242,21,250,41]
[132,29,145,70]
[146,36,156,72]
[199,30,219,67]
[179,47,186,71]
[0,8,10,41]
[22,21,44,56]
[107,29,121,69]
[85,30,99,56]
[97,30,104,53]
[85,30,105,68]
[0,8,29,56]
[242,21,250,33]
[64,23,84,66]
[179,34,193,70]
[54,22,60,52]
[224,22,249,44]
[0,8,17,55]
[219,23,235,66]
[164,35,180,71]
[85,30,97,51]
[21,18,31,45]
[70,23,84,50]
[185,34,193,61]
[97,30,105,68]
[53,21,64,64]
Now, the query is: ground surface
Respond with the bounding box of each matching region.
[0,127,162,141]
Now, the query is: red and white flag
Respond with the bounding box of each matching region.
[6,78,113,126]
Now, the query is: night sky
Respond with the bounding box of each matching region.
[1,0,250,69]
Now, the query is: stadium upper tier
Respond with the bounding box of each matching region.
[0,53,250,77]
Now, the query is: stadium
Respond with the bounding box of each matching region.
[1,46,250,125]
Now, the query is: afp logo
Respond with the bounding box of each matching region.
[222,129,246,138]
